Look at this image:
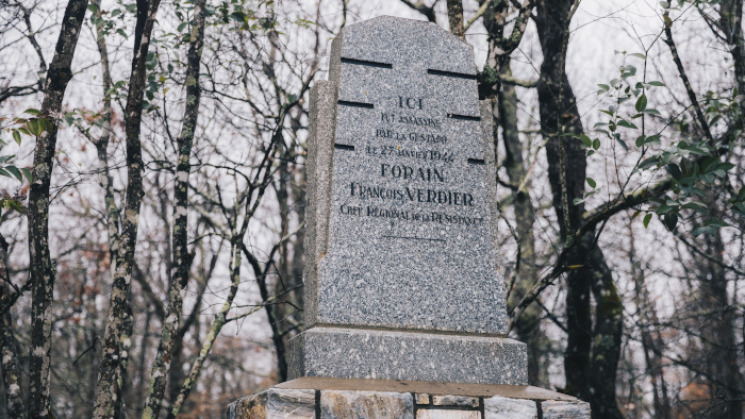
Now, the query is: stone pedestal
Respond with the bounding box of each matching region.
[227,380,590,419]
[288,328,527,385]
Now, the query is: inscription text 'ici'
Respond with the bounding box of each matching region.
[399,96,424,110]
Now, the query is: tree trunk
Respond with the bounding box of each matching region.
[27,0,89,416]
[629,222,671,419]
[497,58,549,387]
[167,238,242,419]
[696,226,742,419]
[0,234,24,418]
[446,0,465,39]
[142,0,205,415]
[94,0,162,416]
[534,1,623,417]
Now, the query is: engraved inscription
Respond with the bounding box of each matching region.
[338,91,485,232]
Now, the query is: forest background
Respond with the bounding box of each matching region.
[0,0,743,418]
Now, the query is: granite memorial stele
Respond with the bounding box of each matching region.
[289,15,526,386]
[228,16,591,419]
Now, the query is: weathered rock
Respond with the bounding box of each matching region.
[484,395,537,419]
[416,409,480,419]
[228,387,589,419]
[320,390,413,418]
[431,395,480,407]
[227,388,315,419]
[541,400,592,419]
[415,393,431,404]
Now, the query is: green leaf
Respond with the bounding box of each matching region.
[615,137,628,151]
[635,94,647,112]
[682,201,708,215]
[177,22,188,32]
[662,212,678,231]
[635,135,646,147]
[587,177,597,188]
[646,81,664,87]
[708,218,729,228]
[20,168,32,182]
[629,52,646,60]
[643,213,652,228]
[733,202,745,216]
[646,134,661,144]
[24,108,42,116]
[617,119,638,129]
[6,199,22,212]
[713,169,727,178]
[579,134,593,148]
[717,162,735,172]
[597,84,610,92]
[4,166,23,182]
[12,131,21,145]
[666,163,682,179]
[27,119,39,136]
[0,168,10,178]
[593,138,601,150]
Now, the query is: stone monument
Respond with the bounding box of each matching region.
[229,16,590,418]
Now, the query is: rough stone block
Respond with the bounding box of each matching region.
[321,390,413,418]
[415,393,431,404]
[431,395,479,407]
[227,388,315,419]
[541,400,592,419]
[416,410,479,419]
[484,395,537,419]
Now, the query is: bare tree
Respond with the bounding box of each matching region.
[27,1,89,416]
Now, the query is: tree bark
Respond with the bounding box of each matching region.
[534,1,623,417]
[498,60,549,387]
[27,0,89,416]
[629,222,671,419]
[717,0,745,116]
[143,0,205,415]
[167,238,242,419]
[695,225,742,419]
[0,234,24,418]
[94,0,162,416]
[446,0,465,39]
[478,0,546,386]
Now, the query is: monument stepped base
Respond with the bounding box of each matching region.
[227,378,590,418]
[288,327,528,385]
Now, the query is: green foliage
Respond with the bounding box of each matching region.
[0,109,40,217]
[591,48,742,235]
